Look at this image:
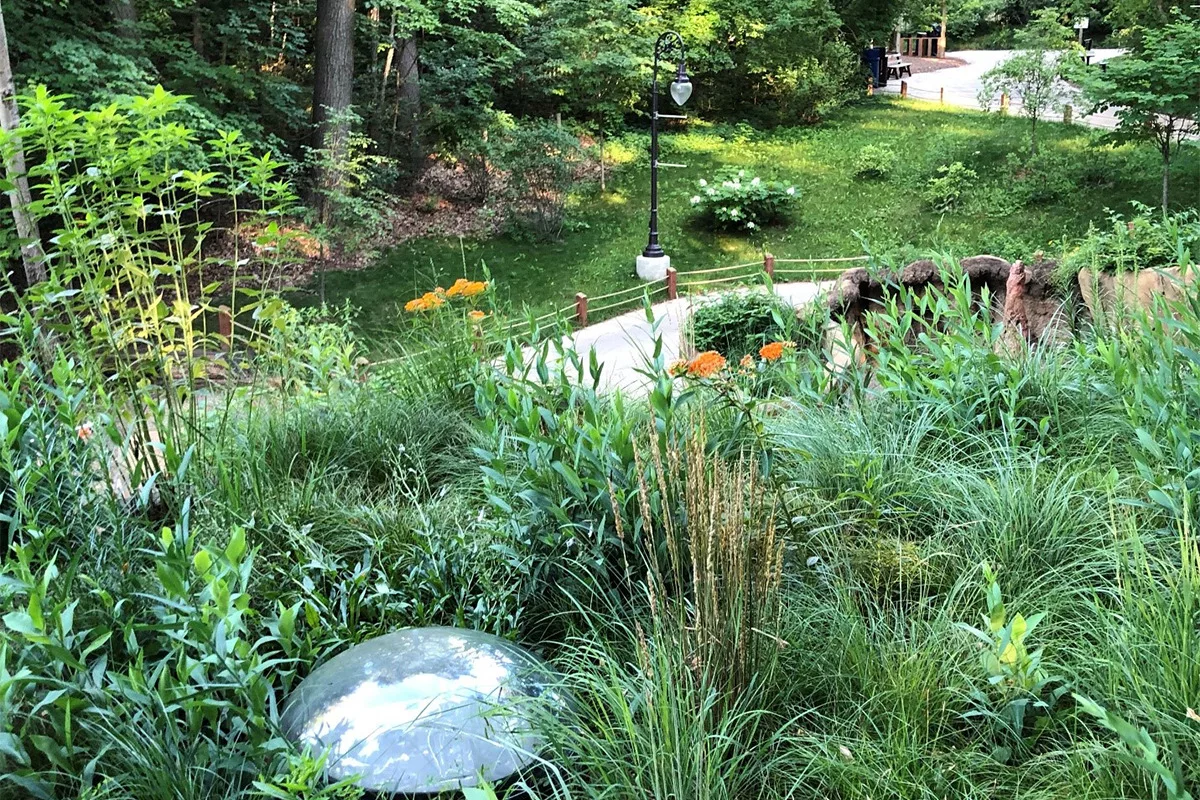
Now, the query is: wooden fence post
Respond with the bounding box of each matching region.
[900,80,908,99]
[939,87,945,104]
[666,267,678,300]
[1063,104,1073,124]
[999,93,1009,115]
[218,305,233,342]
[575,293,588,328]
[763,253,775,280]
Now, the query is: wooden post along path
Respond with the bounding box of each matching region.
[575,293,589,328]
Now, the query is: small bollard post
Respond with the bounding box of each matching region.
[218,305,233,343]
[764,253,775,280]
[666,267,678,300]
[575,293,588,328]
[939,87,945,104]
[1063,105,1073,124]
[1000,93,1009,115]
[900,80,908,99]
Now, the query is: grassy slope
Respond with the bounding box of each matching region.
[306,97,1198,329]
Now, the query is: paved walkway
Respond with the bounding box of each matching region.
[534,281,834,395]
[880,49,1125,130]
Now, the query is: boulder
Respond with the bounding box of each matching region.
[828,254,1075,351]
[1079,265,1197,323]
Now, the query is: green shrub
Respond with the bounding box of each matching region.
[689,290,797,361]
[1006,149,1075,205]
[258,301,366,395]
[1061,205,1200,276]
[846,535,937,597]
[690,168,798,233]
[497,121,585,241]
[974,229,1037,260]
[1,521,316,797]
[853,144,896,180]
[923,161,978,212]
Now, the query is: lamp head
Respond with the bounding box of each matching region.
[669,64,692,106]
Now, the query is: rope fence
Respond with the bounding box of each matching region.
[570,252,861,327]
[214,252,864,367]
[675,260,763,276]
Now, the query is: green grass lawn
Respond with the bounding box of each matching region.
[303,97,1199,329]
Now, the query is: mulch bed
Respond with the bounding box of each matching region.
[905,55,967,74]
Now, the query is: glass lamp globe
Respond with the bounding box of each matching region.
[669,75,692,106]
[280,627,563,795]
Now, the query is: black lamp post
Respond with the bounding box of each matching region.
[637,31,691,280]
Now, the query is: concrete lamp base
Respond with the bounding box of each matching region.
[636,254,670,282]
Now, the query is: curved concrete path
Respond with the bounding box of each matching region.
[534,281,835,395]
[880,49,1125,130]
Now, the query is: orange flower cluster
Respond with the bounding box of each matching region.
[468,310,487,321]
[759,340,795,361]
[687,351,727,378]
[404,277,488,313]
[405,290,446,313]
[668,359,690,377]
[446,278,488,298]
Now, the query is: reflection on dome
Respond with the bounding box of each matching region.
[280,627,560,794]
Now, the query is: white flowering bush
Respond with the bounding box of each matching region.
[690,167,798,233]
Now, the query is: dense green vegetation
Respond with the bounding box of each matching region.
[310,99,1199,323]
[5,153,1200,795]
[946,0,1195,46]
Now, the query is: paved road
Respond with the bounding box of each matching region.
[880,49,1125,130]
[531,281,834,396]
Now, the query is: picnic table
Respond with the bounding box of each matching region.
[887,53,912,79]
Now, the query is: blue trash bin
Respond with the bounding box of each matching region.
[861,46,886,88]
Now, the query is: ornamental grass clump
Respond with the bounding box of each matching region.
[690,167,798,233]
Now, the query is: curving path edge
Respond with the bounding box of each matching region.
[535,280,836,396]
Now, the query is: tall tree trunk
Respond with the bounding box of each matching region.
[311,0,356,216]
[396,36,422,178]
[1162,146,1171,211]
[371,12,396,147]
[378,12,396,107]
[192,6,204,56]
[367,5,380,74]
[0,1,46,288]
[598,130,606,192]
[111,0,138,38]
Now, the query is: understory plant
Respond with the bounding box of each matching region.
[0,85,297,497]
[1074,695,1193,800]
[1061,205,1200,278]
[498,121,585,242]
[690,168,798,233]
[958,563,1067,762]
[923,161,978,212]
[688,290,803,361]
[523,425,787,800]
[852,144,896,180]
